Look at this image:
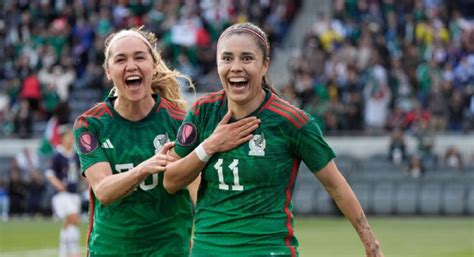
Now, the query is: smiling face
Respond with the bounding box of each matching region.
[217,33,269,107]
[105,35,156,102]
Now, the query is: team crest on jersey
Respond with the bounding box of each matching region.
[177,122,197,146]
[249,133,266,156]
[78,132,98,154]
[153,133,170,153]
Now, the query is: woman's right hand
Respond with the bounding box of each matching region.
[136,142,178,175]
[202,109,260,155]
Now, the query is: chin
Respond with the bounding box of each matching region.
[227,92,247,103]
[126,92,148,102]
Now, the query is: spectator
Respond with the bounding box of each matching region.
[8,158,27,216]
[26,170,46,216]
[363,53,391,133]
[448,90,465,131]
[406,154,425,178]
[15,147,40,181]
[388,129,407,165]
[413,119,438,169]
[19,71,41,113]
[443,145,464,172]
[13,99,33,138]
[0,176,9,221]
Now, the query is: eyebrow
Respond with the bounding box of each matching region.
[113,51,148,58]
[221,51,256,56]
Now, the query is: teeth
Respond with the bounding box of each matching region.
[229,77,247,83]
[126,76,141,81]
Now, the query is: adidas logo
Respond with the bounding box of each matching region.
[101,139,114,149]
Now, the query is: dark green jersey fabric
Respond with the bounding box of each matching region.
[175,90,335,257]
[74,95,193,256]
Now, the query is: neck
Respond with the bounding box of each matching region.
[114,95,155,121]
[228,89,265,119]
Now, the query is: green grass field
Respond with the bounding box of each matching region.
[0,217,472,256]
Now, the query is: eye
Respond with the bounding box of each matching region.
[242,56,253,62]
[115,58,125,63]
[221,56,232,62]
[136,55,146,60]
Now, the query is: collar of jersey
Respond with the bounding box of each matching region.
[106,94,161,125]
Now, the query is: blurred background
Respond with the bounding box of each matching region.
[0,0,473,256]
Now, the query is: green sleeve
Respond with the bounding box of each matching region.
[174,111,201,158]
[291,115,336,173]
[73,117,108,174]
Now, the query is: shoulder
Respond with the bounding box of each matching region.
[190,90,226,116]
[74,102,113,130]
[157,98,187,122]
[264,94,310,129]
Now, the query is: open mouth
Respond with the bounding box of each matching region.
[125,75,143,88]
[228,77,249,88]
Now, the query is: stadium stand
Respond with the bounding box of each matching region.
[467,185,474,215]
[394,180,419,215]
[419,182,443,215]
[442,183,466,215]
[372,182,396,215]
[0,0,473,219]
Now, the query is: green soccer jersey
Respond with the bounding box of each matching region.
[74,95,193,257]
[174,89,335,257]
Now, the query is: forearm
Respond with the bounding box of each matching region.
[91,167,148,205]
[327,180,381,256]
[163,151,206,194]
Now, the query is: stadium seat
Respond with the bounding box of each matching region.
[0,156,12,180]
[314,185,336,215]
[442,184,465,215]
[295,168,318,188]
[372,182,395,215]
[395,180,419,215]
[363,154,398,171]
[419,183,443,215]
[293,185,317,215]
[350,182,372,214]
[335,154,355,174]
[466,186,474,215]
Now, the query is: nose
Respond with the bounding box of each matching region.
[125,60,138,71]
[230,60,243,73]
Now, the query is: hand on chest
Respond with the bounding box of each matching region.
[202,130,294,191]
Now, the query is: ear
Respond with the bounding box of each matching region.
[105,69,111,80]
[263,57,270,73]
[153,57,161,76]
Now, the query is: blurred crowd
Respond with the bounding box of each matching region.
[1,0,474,220]
[283,0,474,135]
[0,0,301,219]
[0,0,301,139]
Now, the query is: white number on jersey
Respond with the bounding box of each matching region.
[214,158,243,191]
[115,163,159,191]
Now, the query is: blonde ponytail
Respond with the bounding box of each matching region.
[151,59,193,109]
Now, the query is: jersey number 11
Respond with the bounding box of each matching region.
[214,158,244,191]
